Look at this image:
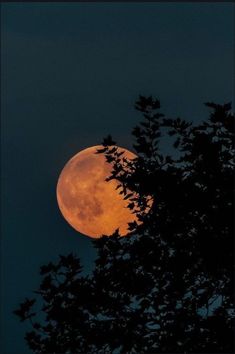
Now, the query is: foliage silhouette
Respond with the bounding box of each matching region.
[14,97,234,353]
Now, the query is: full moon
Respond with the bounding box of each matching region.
[56,145,138,238]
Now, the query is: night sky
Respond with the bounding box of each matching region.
[1,3,234,354]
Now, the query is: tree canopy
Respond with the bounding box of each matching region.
[15,97,234,353]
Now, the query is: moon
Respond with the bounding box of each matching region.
[56,145,138,238]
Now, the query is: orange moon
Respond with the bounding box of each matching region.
[56,145,138,238]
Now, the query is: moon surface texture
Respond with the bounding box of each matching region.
[56,145,137,238]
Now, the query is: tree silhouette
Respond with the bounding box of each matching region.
[14,97,234,353]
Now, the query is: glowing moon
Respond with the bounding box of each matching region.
[56,145,138,238]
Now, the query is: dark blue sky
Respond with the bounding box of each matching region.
[1,3,234,354]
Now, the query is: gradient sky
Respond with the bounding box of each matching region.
[1,3,234,354]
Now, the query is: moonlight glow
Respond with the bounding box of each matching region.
[56,145,138,238]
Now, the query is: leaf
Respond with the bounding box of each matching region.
[123,193,132,200]
[103,135,116,146]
